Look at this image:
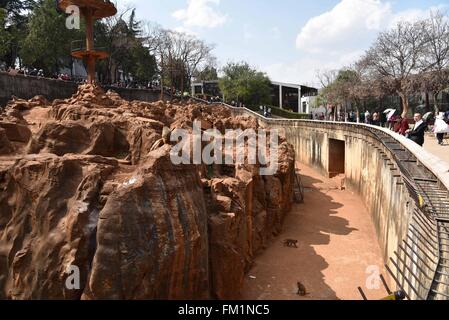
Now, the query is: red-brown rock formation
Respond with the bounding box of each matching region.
[0,84,295,300]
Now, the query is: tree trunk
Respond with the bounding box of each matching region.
[425,91,430,112]
[433,91,440,115]
[160,54,164,101]
[344,101,348,122]
[181,69,184,94]
[70,57,73,79]
[399,92,409,118]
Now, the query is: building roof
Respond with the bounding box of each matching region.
[271,81,317,91]
[191,80,219,86]
[271,81,301,88]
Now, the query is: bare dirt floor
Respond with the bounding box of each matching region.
[242,163,389,301]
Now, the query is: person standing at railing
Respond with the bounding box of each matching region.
[372,112,381,126]
[364,111,371,124]
[406,113,427,147]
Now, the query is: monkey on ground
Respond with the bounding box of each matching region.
[283,239,298,248]
[297,282,308,296]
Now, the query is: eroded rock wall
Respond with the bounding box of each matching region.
[0,85,295,299]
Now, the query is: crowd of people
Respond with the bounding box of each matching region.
[0,65,90,83]
[258,106,272,118]
[387,111,449,146]
[0,64,161,88]
[229,101,246,109]
[108,80,161,90]
[313,113,327,120]
[310,108,449,147]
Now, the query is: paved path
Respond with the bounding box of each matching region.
[424,134,449,164]
[241,164,387,300]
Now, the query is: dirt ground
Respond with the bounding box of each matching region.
[241,163,389,300]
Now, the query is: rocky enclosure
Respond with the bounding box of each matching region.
[0,85,295,300]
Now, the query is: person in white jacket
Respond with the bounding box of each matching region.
[433,113,449,145]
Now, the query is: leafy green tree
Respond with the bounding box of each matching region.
[0,0,36,67]
[127,8,140,37]
[0,8,11,58]
[219,62,271,106]
[194,65,218,81]
[20,0,82,74]
[0,0,35,22]
[95,8,158,84]
[128,45,157,84]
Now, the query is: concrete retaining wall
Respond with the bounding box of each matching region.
[227,105,449,299]
[269,121,412,267]
[0,72,78,107]
[228,107,413,266]
[0,72,164,107]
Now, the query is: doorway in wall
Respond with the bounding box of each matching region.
[328,138,345,178]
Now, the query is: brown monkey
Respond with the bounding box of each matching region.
[283,239,299,248]
[297,282,308,296]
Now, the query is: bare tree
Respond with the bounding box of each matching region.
[361,21,427,117]
[141,24,172,97]
[316,69,338,88]
[141,25,215,95]
[315,69,338,119]
[418,11,449,114]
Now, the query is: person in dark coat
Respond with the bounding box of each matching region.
[407,113,427,147]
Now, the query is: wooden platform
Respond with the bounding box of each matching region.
[57,0,117,19]
[71,49,109,60]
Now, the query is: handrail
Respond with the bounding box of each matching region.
[71,40,107,52]
[207,101,449,192]
[209,100,449,300]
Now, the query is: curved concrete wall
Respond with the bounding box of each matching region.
[227,105,449,300]
[275,121,412,264]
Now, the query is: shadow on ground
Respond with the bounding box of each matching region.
[242,165,358,300]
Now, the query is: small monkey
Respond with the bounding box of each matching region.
[283,239,298,248]
[297,282,308,296]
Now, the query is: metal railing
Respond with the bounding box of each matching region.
[210,101,449,300]
[71,40,107,53]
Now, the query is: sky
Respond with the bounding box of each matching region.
[119,0,449,87]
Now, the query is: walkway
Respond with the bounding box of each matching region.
[242,164,387,300]
[424,134,449,164]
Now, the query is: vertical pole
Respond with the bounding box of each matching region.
[160,53,164,100]
[85,8,95,83]
[279,85,283,109]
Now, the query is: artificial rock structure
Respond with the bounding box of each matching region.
[0,85,295,300]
